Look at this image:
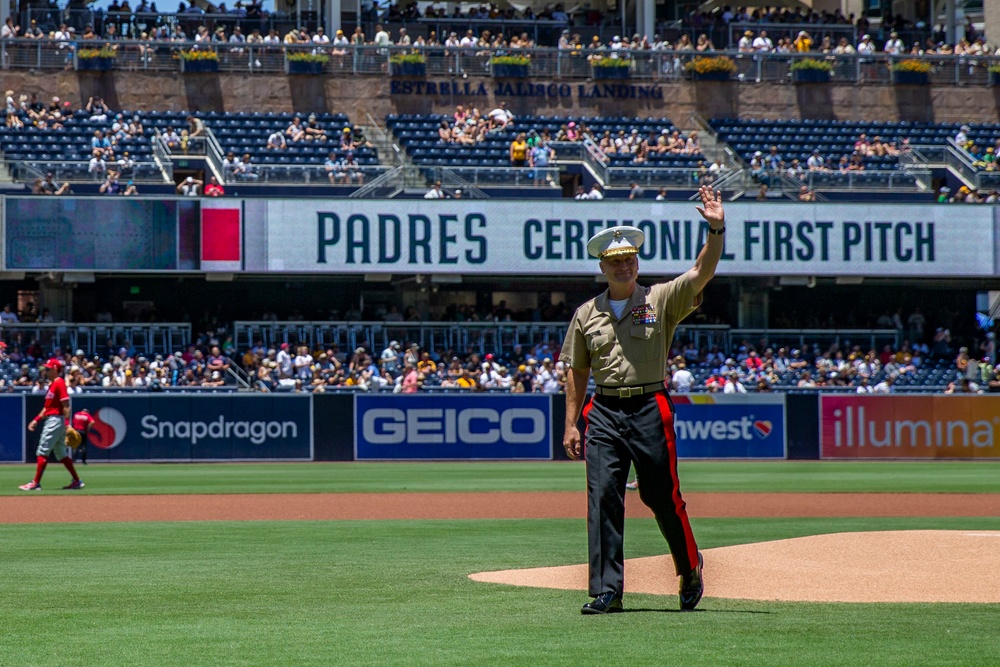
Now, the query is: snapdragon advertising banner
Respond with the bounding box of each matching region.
[821,395,1000,459]
[243,201,1000,278]
[671,394,786,458]
[0,395,24,462]
[355,394,551,460]
[71,395,312,461]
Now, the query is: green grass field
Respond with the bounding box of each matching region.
[2,461,999,666]
[2,460,1000,495]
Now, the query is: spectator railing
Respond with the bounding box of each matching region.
[24,8,313,41]
[420,165,558,188]
[606,166,707,188]
[801,168,931,191]
[219,162,391,185]
[728,328,901,353]
[947,138,1000,191]
[1,40,998,84]
[0,322,192,356]
[235,321,890,359]
[944,139,980,187]
[12,160,167,184]
[234,320,570,357]
[727,22,859,53]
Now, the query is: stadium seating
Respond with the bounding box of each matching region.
[206,111,380,177]
[385,113,698,168]
[710,117,964,169]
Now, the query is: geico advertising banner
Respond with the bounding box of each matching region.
[671,394,786,458]
[244,200,999,277]
[821,395,1000,459]
[355,394,551,460]
[0,395,24,462]
[71,395,312,461]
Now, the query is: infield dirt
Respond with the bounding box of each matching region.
[2,491,1000,524]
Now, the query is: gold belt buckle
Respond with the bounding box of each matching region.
[618,386,636,398]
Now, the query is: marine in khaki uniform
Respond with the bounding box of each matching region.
[562,184,726,614]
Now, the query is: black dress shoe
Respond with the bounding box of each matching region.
[679,552,704,611]
[581,591,623,615]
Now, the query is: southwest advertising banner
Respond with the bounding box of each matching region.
[71,395,312,461]
[0,395,24,462]
[243,200,999,277]
[355,394,551,460]
[671,394,786,458]
[821,395,1000,459]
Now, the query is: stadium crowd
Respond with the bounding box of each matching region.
[2,296,998,395]
[0,2,988,55]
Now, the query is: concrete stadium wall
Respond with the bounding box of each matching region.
[2,71,997,124]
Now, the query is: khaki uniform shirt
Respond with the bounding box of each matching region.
[561,274,701,386]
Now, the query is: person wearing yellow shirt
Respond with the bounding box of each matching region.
[509,132,528,167]
[794,31,812,52]
[456,368,477,389]
[417,352,437,374]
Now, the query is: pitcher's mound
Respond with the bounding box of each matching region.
[470,530,1000,603]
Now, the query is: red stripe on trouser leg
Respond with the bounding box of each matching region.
[581,397,594,456]
[654,393,699,571]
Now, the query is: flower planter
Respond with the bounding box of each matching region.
[691,71,731,81]
[288,60,326,75]
[491,63,529,78]
[390,62,426,77]
[593,66,630,80]
[892,70,928,85]
[78,57,115,71]
[793,69,830,83]
[182,59,220,73]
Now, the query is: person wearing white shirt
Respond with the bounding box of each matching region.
[587,184,604,200]
[737,30,753,52]
[807,150,825,170]
[723,373,747,394]
[294,347,313,380]
[459,30,476,48]
[883,32,904,55]
[752,31,772,52]
[424,181,445,199]
[872,376,894,393]
[857,35,875,55]
[312,27,330,44]
[1,18,19,39]
[488,102,514,126]
[856,377,874,394]
[373,25,391,47]
[671,364,694,392]
[276,344,293,379]
[955,125,970,146]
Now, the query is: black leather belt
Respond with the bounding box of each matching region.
[594,382,665,398]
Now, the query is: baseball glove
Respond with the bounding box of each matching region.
[65,427,82,449]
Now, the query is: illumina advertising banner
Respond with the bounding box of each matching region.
[820,395,1000,459]
[241,200,1000,277]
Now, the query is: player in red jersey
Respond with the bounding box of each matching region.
[19,358,84,491]
[71,408,96,465]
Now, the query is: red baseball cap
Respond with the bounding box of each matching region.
[43,358,64,371]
